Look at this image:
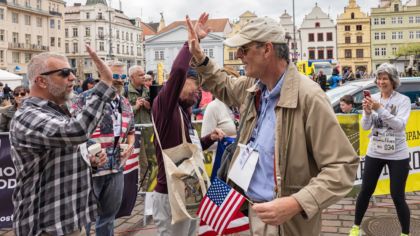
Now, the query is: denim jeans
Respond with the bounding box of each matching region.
[86,172,124,236]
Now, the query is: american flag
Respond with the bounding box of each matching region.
[197,178,247,235]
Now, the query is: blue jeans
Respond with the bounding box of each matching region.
[86,172,124,236]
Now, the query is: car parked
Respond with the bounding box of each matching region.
[326,77,420,113]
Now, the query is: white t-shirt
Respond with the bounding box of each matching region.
[201,99,236,140]
[362,91,411,160]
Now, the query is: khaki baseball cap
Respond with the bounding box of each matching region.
[224,17,287,47]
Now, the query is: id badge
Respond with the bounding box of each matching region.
[189,129,203,150]
[113,113,122,137]
[228,143,259,192]
[372,129,396,154]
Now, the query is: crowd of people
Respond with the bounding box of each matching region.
[0,12,415,236]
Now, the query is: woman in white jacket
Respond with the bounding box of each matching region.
[349,63,412,236]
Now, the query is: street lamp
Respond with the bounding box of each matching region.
[292,0,297,62]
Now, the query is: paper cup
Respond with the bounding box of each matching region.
[88,143,102,156]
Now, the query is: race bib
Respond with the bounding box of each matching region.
[372,129,396,154]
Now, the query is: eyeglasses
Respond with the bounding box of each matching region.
[14,92,27,97]
[40,68,76,78]
[112,74,127,80]
[236,42,265,57]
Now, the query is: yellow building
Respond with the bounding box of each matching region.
[337,0,371,76]
[223,11,256,73]
[371,0,420,73]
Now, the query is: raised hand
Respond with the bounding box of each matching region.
[86,44,113,86]
[186,14,205,62]
[194,12,210,40]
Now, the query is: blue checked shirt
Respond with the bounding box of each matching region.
[9,82,115,236]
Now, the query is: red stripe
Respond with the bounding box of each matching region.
[215,192,241,233]
[124,162,138,171]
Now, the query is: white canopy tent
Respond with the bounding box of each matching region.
[0,69,23,89]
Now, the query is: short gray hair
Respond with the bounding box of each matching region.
[272,43,290,63]
[27,52,67,86]
[105,60,125,68]
[128,65,144,77]
[375,63,400,89]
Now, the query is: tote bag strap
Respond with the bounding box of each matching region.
[151,107,187,151]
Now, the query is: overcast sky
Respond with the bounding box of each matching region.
[64,0,401,26]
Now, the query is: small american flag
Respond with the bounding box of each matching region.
[197,178,247,235]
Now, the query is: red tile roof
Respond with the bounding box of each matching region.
[158,18,230,34]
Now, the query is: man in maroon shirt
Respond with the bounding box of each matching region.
[152,41,224,235]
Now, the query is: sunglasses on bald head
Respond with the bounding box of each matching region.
[40,68,76,78]
[112,74,127,80]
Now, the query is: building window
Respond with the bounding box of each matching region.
[409,16,414,23]
[356,36,362,43]
[416,16,420,23]
[318,49,324,59]
[308,33,314,42]
[381,48,386,56]
[0,50,4,63]
[25,34,31,44]
[356,49,363,58]
[356,25,362,31]
[391,17,396,24]
[99,42,104,51]
[394,4,399,12]
[65,43,69,53]
[73,42,78,53]
[85,27,90,37]
[25,53,32,63]
[126,32,129,40]
[317,33,323,41]
[380,18,385,24]
[86,12,90,19]
[131,46,134,55]
[130,33,133,42]
[326,32,333,41]
[50,37,55,47]
[12,52,20,63]
[98,27,104,39]
[57,37,61,47]
[345,49,352,58]
[397,32,403,39]
[351,13,355,19]
[24,15,31,25]
[36,0,41,9]
[25,0,30,7]
[374,32,379,40]
[327,49,333,59]
[117,44,120,54]
[73,28,78,37]
[37,35,42,46]
[36,17,42,27]
[98,12,103,20]
[345,36,351,44]
[57,20,61,30]
[12,12,19,23]
[116,30,119,39]
[373,18,379,25]
[0,9,4,20]
[416,31,420,39]
[392,32,397,39]
[154,50,164,60]
[229,51,237,60]
[12,32,19,43]
[65,28,68,37]
[50,19,54,28]
[137,47,141,56]
[392,47,397,55]
[315,22,320,27]
[375,48,380,56]
[345,25,350,31]
[397,17,403,24]
[0,30,4,41]
[308,50,315,60]
[380,32,386,40]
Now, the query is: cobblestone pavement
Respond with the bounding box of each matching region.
[1,191,420,236]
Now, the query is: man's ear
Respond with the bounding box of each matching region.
[35,76,48,89]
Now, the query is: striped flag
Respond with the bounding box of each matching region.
[197,178,247,235]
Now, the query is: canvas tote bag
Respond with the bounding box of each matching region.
[152,108,209,224]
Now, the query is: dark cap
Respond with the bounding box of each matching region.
[186,68,198,80]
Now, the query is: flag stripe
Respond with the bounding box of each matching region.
[213,191,238,232]
[219,193,245,233]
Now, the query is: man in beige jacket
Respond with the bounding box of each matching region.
[187,15,359,235]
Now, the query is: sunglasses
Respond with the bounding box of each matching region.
[237,42,265,57]
[112,74,127,80]
[40,68,76,78]
[14,92,27,97]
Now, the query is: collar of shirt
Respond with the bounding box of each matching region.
[258,71,286,100]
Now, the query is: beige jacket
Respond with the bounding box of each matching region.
[194,59,359,236]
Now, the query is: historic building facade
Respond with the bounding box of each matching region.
[0,0,65,81]
[64,0,144,80]
[337,0,372,75]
